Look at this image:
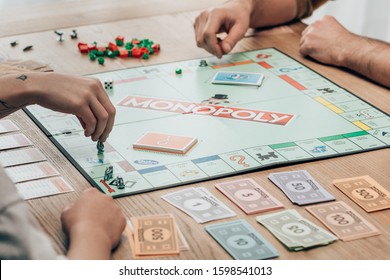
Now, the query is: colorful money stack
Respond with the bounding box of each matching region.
[161,187,236,223]
[205,220,279,260]
[268,170,335,205]
[215,178,284,214]
[306,201,381,241]
[256,209,337,251]
[125,214,189,258]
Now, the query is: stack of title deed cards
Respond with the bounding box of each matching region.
[256,209,337,251]
[211,71,265,86]
[332,175,390,212]
[205,220,279,260]
[215,178,284,214]
[268,170,335,205]
[161,187,236,223]
[306,201,380,241]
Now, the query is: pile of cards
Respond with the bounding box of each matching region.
[215,178,284,214]
[211,71,265,86]
[161,187,236,223]
[306,201,381,241]
[205,219,279,260]
[268,170,335,205]
[333,175,390,212]
[256,209,337,251]
[133,132,198,154]
[126,214,189,258]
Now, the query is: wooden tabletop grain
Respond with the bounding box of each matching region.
[0,0,389,260]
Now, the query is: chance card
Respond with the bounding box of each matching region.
[211,71,264,86]
[133,132,197,154]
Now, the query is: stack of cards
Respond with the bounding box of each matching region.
[127,214,181,257]
[0,119,19,134]
[306,201,380,241]
[256,209,337,251]
[268,170,335,205]
[133,132,198,154]
[211,71,265,86]
[205,219,279,260]
[215,178,284,214]
[333,175,390,212]
[161,187,236,223]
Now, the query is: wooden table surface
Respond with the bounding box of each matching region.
[0,0,389,260]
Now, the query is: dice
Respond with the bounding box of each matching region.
[103,79,113,95]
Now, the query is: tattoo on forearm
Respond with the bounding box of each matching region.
[16,74,28,81]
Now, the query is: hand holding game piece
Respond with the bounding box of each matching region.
[194,0,251,58]
[0,72,115,142]
[61,188,126,259]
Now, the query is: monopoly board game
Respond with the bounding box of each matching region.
[25,48,390,198]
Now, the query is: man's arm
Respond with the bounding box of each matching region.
[300,16,390,88]
[194,0,327,58]
[0,72,115,142]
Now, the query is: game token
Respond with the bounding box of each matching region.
[199,59,208,67]
[97,141,105,153]
[116,176,125,189]
[104,165,113,181]
[54,30,64,42]
[10,41,18,47]
[70,29,78,39]
[175,68,182,75]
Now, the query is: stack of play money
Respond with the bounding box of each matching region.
[125,214,187,257]
[205,219,279,260]
[161,187,236,223]
[333,175,390,212]
[268,170,335,205]
[306,201,381,241]
[256,209,337,251]
[215,178,284,214]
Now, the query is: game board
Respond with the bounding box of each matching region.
[25,48,390,198]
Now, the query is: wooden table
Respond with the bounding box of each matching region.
[1,0,389,260]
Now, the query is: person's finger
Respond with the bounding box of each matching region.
[89,99,109,142]
[77,105,97,138]
[98,99,115,142]
[220,22,247,55]
[202,11,225,58]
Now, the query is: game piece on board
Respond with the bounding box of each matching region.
[97,141,105,154]
[70,29,78,39]
[199,59,208,67]
[54,30,64,42]
[175,68,182,75]
[23,45,33,52]
[10,41,18,47]
[103,165,113,181]
[116,176,125,189]
[133,132,198,154]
